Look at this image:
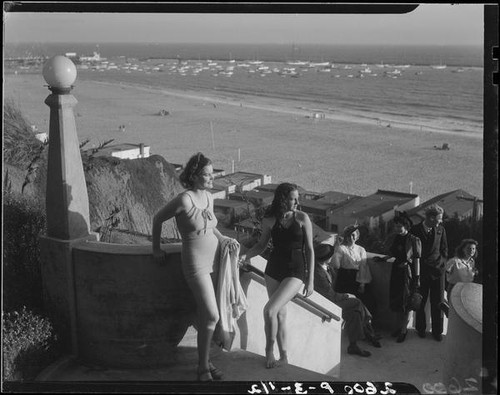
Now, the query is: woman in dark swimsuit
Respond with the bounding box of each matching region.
[238,183,315,368]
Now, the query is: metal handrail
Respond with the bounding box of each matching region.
[241,264,341,323]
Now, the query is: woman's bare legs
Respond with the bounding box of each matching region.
[264,276,303,368]
[186,273,220,380]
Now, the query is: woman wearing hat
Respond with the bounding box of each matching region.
[238,183,315,369]
[379,213,421,343]
[331,225,376,321]
[314,243,379,356]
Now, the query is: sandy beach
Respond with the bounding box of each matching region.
[4,72,483,202]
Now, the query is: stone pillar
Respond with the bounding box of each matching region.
[40,56,97,355]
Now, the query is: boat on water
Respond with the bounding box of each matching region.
[431,64,447,70]
[309,61,330,67]
[287,60,308,66]
[385,69,402,75]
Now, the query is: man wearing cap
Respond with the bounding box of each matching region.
[410,205,448,341]
[314,243,381,357]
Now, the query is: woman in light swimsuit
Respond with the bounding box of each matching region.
[153,152,226,381]
[238,183,315,368]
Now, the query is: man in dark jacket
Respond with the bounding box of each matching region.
[314,243,381,357]
[410,205,448,341]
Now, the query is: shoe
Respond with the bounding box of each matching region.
[347,344,371,357]
[396,331,407,343]
[417,330,426,338]
[197,369,213,382]
[432,333,443,342]
[208,361,224,380]
[391,328,402,338]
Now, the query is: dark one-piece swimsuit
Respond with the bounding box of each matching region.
[265,213,306,282]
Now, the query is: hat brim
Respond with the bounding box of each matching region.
[315,244,335,262]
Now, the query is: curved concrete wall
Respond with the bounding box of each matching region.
[443,283,482,393]
[72,241,197,368]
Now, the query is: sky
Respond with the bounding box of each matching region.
[4,4,485,46]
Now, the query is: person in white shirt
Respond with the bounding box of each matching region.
[331,225,377,319]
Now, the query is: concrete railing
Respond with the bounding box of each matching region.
[42,238,343,374]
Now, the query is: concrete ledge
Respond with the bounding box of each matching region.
[73,240,182,255]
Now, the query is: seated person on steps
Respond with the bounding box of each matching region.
[314,243,381,357]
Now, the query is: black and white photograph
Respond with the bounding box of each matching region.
[2,2,497,394]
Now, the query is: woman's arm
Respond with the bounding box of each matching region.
[299,211,315,297]
[356,246,372,283]
[239,217,273,263]
[152,193,187,259]
[331,247,343,270]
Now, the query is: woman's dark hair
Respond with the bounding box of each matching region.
[179,152,212,189]
[393,212,413,230]
[265,182,299,219]
[455,239,478,259]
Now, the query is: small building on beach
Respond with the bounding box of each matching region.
[406,189,483,224]
[329,189,420,233]
[228,189,274,209]
[85,143,150,160]
[214,198,252,227]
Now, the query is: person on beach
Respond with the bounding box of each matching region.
[377,213,422,343]
[314,243,379,357]
[331,225,379,338]
[238,182,315,368]
[445,238,479,296]
[410,205,448,342]
[152,152,235,381]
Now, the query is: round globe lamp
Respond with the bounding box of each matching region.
[43,55,77,93]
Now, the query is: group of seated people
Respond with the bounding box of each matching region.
[314,211,479,358]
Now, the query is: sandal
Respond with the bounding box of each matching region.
[208,361,224,380]
[197,368,213,382]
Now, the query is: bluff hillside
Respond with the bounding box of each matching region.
[3,100,184,242]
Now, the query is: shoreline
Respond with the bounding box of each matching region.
[91,79,483,140]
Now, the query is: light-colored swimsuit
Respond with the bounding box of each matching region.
[176,191,219,280]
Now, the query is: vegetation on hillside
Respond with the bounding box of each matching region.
[3,98,44,169]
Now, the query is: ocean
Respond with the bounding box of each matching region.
[5,42,483,67]
[4,42,484,199]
